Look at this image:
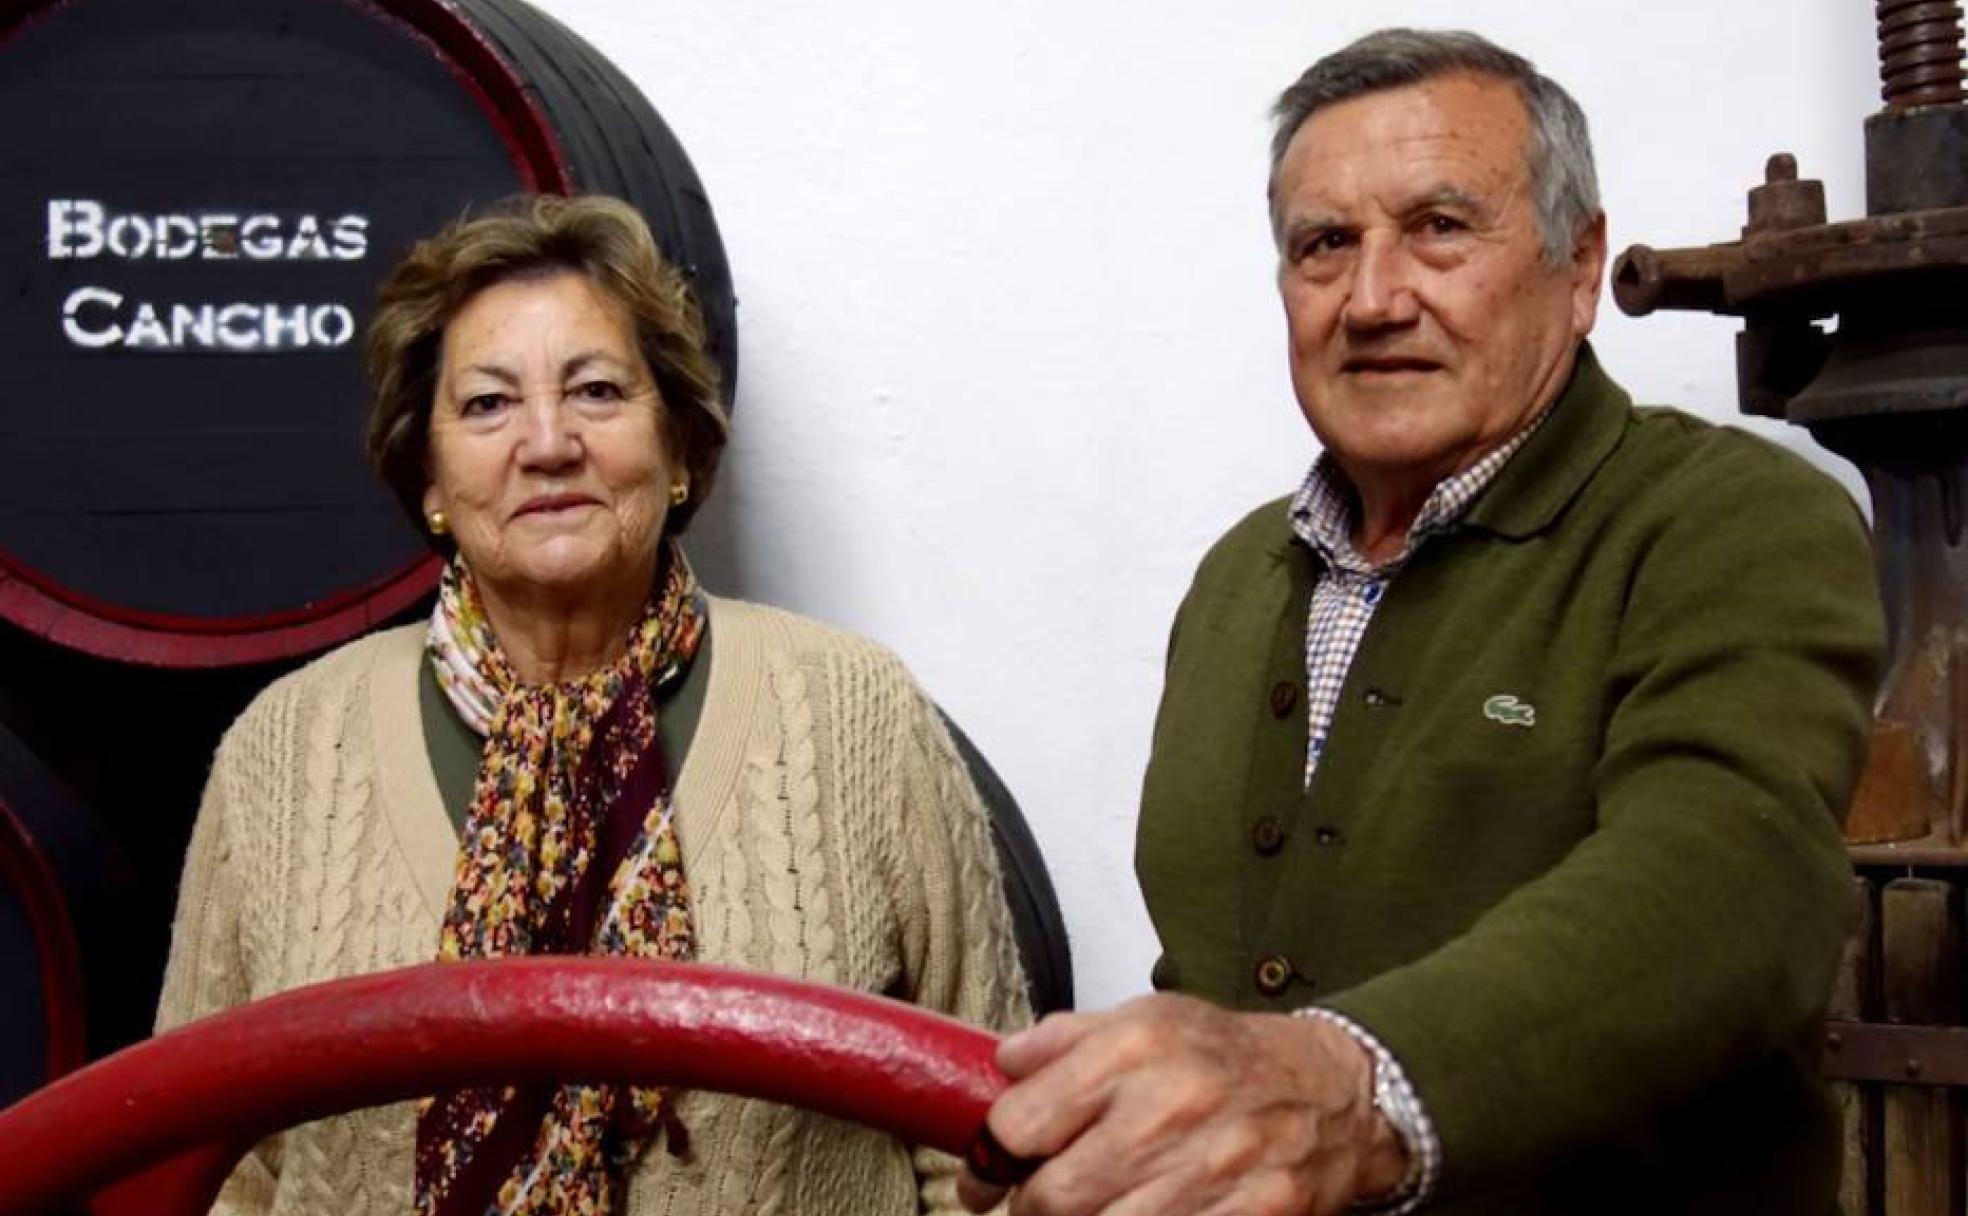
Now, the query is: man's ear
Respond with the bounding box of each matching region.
[1571,211,1608,337]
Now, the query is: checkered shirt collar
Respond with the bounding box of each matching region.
[1289,406,1554,576]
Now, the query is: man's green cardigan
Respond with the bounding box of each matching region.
[1136,348,1883,1215]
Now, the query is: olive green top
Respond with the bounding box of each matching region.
[418,619,712,832]
[1137,348,1883,1215]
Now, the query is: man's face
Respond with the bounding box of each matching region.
[1272,72,1605,491]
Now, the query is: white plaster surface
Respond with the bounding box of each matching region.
[527,0,1881,1010]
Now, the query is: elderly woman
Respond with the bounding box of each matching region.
[156,194,1029,1216]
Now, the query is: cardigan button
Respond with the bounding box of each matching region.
[1251,817,1287,856]
[1253,954,1294,997]
[1268,681,1299,718]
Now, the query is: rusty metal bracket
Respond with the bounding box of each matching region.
[1614,205,1968,320]
[1609,4,1968,429]
[1822,1019,1968,1087]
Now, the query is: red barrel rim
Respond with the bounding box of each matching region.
[0,552,443,668]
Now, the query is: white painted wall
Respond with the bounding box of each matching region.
[530,0,1880,1010]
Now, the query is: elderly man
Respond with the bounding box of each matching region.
[962,29,1882,1216]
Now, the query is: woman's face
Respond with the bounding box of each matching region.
[423,271,674,612]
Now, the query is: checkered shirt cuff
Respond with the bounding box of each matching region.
[1293,1006,1440,1214]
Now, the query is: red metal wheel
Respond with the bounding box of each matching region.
[0,958,1029,1216]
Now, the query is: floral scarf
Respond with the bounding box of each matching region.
[415,538,705,1216]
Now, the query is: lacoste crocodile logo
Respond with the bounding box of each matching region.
[1483,694,1536,728]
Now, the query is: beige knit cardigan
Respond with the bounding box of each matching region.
[157,596,1031,1216]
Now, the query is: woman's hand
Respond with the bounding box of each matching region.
[956,994,1409,1216]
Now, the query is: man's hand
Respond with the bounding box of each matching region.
[956,994,1411,1216]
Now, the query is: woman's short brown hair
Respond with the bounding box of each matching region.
[364,193,728,538]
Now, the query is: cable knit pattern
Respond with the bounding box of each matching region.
[157,597,1030,1216]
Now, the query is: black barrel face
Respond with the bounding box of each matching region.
[1,0,547,662]
[0,722,133,1104]
[1,0,736,668]
[0,854,57,1108]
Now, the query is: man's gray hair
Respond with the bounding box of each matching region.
[1267,29,1599,266]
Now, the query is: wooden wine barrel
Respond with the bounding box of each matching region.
[0,724,133,1108]
[938,710,1075,1014]
[0,799,77,1110]
[0,0,736,668]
